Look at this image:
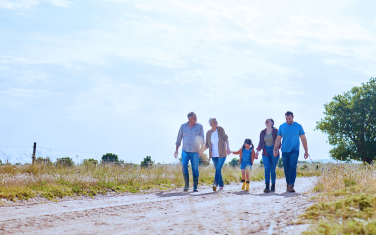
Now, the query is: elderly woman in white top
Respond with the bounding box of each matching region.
[199,118,231,191]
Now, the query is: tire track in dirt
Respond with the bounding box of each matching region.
[0,177,316,234]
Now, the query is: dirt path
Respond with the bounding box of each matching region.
[0,177,316,234]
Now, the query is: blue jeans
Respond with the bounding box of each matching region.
[282,150,299,186]
[181,151,199,177]
[262,145,280,184]
[212,157,226,187]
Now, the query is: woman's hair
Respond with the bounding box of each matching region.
[208,117,216,124]
[269,118,274,128]
[242,138,254,150]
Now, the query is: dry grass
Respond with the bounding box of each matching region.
[0,162,320,201]
[297,162,376,234]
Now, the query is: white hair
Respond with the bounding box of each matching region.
[209,117,216,124]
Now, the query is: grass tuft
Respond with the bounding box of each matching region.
[297,163,376,234]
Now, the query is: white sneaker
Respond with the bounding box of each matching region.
[218,187,224,192]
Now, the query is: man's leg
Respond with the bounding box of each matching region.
[289,150,299,187]
[216,157,226,187]
[271,155,280,184]
[181,151,190,190]
[190,152,200,191]
[211,157,219,186]
[282,152,290,187]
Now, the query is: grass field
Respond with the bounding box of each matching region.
[0,162,321,202]
[296,162,376,234]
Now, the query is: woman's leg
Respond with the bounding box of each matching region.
[211,157,219,186]
[262,155,271,184]
[241,169,246,180]
[245,169,250,182]
[216,157,226,187]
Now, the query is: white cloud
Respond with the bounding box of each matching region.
[44,0,72,7]
[0,0,39,9]
[0,0,72,9]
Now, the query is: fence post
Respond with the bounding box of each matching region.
[32,142,36,164]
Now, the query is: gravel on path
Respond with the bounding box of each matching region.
[0,177,316,234]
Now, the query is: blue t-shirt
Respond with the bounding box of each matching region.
[277,122,305,152]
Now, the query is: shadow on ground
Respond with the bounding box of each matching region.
[233,191,301,197]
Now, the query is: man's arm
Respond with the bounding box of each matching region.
[273,136,282,157]
[174,127,183,158]
[300,134,309,159]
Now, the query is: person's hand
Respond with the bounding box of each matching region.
[239,160,241,164]
[174,151,178,159]
[256,150,259,157]
[304,152,310,159]
[273,150,278,157]
[227,147,231,155]
[254,154,258,160]
[198,150,202,156]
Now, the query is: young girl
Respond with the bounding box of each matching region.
[232,139,257,191]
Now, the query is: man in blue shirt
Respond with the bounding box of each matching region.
[273,111,309,192]
[175,112,205,192]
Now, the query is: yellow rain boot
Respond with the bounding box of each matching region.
[241,180,246,190]
[245,181,250,191]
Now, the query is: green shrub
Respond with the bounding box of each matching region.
[141,156,153,167]
[199,153,210,166]
[101,153,119,163]
[36,157,51,165]
[229,157,239,167]
[83,158,98,165]
[277,157,283,168]
[56,157,74,167]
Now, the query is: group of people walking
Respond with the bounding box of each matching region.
[175,111,309,193]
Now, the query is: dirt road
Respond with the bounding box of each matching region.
[0,177,315,234]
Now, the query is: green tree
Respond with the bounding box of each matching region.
[316,77,376,163]
[101,153,119,163]
[141,156,153,167]
[277,158,283,168]
[199,153,210,166]
[229,157,239,167]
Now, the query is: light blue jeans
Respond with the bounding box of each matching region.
[181,151,199,177]
[282,150,299,186]
[262,145,280,184]
[211,157,227,187]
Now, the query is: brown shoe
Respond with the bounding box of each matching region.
[286,185,290,192]
[289,185,295,192]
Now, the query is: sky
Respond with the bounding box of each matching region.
[0,0,375,164]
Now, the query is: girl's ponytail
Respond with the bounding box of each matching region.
[243,138,254,150]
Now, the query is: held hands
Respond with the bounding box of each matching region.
[255,150,259,159]
[226,147,231,156]
[273,150,279,157]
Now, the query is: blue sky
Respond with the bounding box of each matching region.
[0,0,375,164]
